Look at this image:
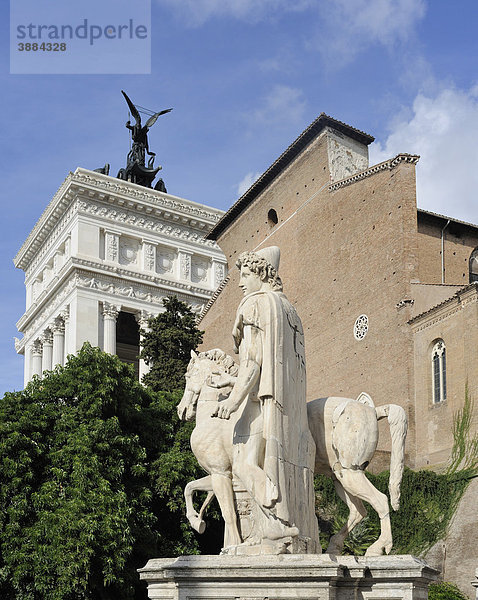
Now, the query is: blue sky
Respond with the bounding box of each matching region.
[1,0,478,394]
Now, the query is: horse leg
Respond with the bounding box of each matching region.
[184,475,213,534]
[338,469,393,556]
[211,472,242,549]
[326,477,367,555]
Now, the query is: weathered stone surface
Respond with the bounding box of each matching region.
[139,554,439,600]
[179,248,408,557]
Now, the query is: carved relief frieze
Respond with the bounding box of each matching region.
[179,252,191,280]
[71,258,212,295]
[143,243,156,271]
[23,202,77,278]
[17,169,223,277]
[77,200,218,249]
[19,277,77,343]
[119,237,140,266]
[191,257,209,284]
[214,262,226,288]
[190,302,205,315]
[105,231,120,262]
[157,248,175,274]
[72,170,222,223]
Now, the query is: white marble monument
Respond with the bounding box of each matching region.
[139,247,436,600]
[177,247,409,557]
[14,168,227,384]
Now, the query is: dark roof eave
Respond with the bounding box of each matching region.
[418,208,478,231]
[206,113,374,241]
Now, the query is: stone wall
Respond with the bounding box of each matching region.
[200,136,421,465]
[417,212,478,285]
[411,285,478,468]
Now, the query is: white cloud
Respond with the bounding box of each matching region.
[369,85,478,223]
[157,0,313,26]
[316,0,426,66]
[249,85,306,127]
[236,171,262,196]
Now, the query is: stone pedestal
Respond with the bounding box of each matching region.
[139,554,438,600]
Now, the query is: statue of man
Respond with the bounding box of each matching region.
[213,247,319,549]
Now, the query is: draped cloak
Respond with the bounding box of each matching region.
[232,290,319,544]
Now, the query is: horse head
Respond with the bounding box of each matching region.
[177,349,238,421]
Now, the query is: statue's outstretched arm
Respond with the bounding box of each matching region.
[212,358,260,419]
[213,324,262,420]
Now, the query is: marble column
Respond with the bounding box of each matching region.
[41,330,53,372]
[60,306,70,361]
[136,311,153,381]
[52,317,65,367]
[103,303,120,354]
[31,340,43,378]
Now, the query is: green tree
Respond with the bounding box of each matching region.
[0,344,165,600]
[140,296,203,392]
[0,314,220,598]
[139,296,222,555]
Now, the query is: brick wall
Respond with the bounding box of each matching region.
[200,133,420,465]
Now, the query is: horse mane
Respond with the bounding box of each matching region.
[197,348,239,377]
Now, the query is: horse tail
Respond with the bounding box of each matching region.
[375,404,408,511]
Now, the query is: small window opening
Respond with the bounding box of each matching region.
[268,209,278,226]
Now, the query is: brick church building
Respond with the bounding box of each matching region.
[198,113,478,593]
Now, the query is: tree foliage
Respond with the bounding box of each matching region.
[0,343,221,600]
[139,296,222,555]
[428,582,469,600]
[140,297,203,392]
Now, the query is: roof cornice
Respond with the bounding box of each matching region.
[408,282,478,328]
[417,208,478,231]
[328,153,419,191]
[14,168,224,271]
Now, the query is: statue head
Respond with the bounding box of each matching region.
[236,247,283,295]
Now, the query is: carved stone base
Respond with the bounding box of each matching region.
[138,554,439,600]
[231,480,320,555]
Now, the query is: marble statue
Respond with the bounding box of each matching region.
[177,247,408,556]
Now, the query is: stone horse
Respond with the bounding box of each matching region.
[177,349,407,556]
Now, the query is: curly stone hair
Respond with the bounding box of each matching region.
[199,348,239,376]
[236,251,283,291]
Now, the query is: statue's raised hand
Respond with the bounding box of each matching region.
[207,371,237,389]
[211,397,241,419]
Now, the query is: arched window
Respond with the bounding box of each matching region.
[431,339,447,404]
[267,208,278,227]
[469,248,478,283]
